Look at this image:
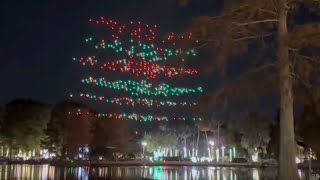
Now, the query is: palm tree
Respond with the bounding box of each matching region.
[196,121,211,157]
[177,125,192,157]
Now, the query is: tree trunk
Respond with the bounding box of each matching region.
[61,145,66,160]
[217,123,220,151]
[204,131,210,157]
[277,1,299,179]
[9,147,12,162]
[196,126,200,157]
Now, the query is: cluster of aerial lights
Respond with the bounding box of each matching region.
[81,77,203,96]
[100,113,203,122]
[72,93,197,107]
[70,109,202,122]
[84,37,197,62]
[89,17,157,42]
[101,59,198,79]
[72,18,203,123]
[134,40,197,59]
[85,17,198,61]
[88,17,198,45]
[72,56,98,66]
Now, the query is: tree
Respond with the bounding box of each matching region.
[299,85,320,158]
[89,117,111,158]
[89,106,132,159]
[0,106,3,151]
[176,124,193,157]
[1,99,50,157]
[42,101,94,159]
[182,0,320,178]
[0,106,3,123]
[234,112,271,161]
[143,131,179,159]
[267,109,280,159]
[104,116,131,153]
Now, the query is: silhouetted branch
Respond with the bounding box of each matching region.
[209,16,225,21]
[295,54,320,64]
[291,72,312,89]
[197,38,218,43]
[233,19,278,26]
[194,43,209,49]
[238,63,277,79]
[233,32,275,41]
[257,8,277,15]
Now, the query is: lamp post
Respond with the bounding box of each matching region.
[142,141,147,161]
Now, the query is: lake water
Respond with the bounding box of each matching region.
[0,164,315,180]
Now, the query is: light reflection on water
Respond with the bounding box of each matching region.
[0,164,311,180]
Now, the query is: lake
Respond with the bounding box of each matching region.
[0,164,315,179]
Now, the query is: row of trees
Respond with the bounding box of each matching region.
[0,98,279,161]
[0,97,319,162]
[1,99,50,157]
[0,98,130,160]
[142,107,319,162]
[143,112,275,160]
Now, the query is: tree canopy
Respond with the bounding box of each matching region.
[299,85,320,157]
[42,100,95,158]
[179,0,319,179]
[1,98,50,153]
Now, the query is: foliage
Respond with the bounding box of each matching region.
[267,110,280,158]
[89,118,110,157]
[295,144,308,161]
[0,106,3,122]
[1,99,50,153]
[230,112,270,159]
[143,131,179,154]
[90,107,131,159]
[176,125,193,144]
[299,86,320,157]
[179,0,320,108]
[42,101,94,158]
[181,0,319,178]
[219,128,236,148]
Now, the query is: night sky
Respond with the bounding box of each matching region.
[0,0,221,105]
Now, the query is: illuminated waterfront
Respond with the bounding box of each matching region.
[0,164,304,180]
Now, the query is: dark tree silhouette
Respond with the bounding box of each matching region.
[179,0,320,178]
[42,101,94,159]
[2,99,50,157]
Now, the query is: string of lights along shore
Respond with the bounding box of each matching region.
[71,17,203,122]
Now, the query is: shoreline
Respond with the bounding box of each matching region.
[1,160,318,169]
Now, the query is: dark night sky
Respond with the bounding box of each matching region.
[0,0,221,105]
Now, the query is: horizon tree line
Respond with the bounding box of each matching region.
[0,97,318,162]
